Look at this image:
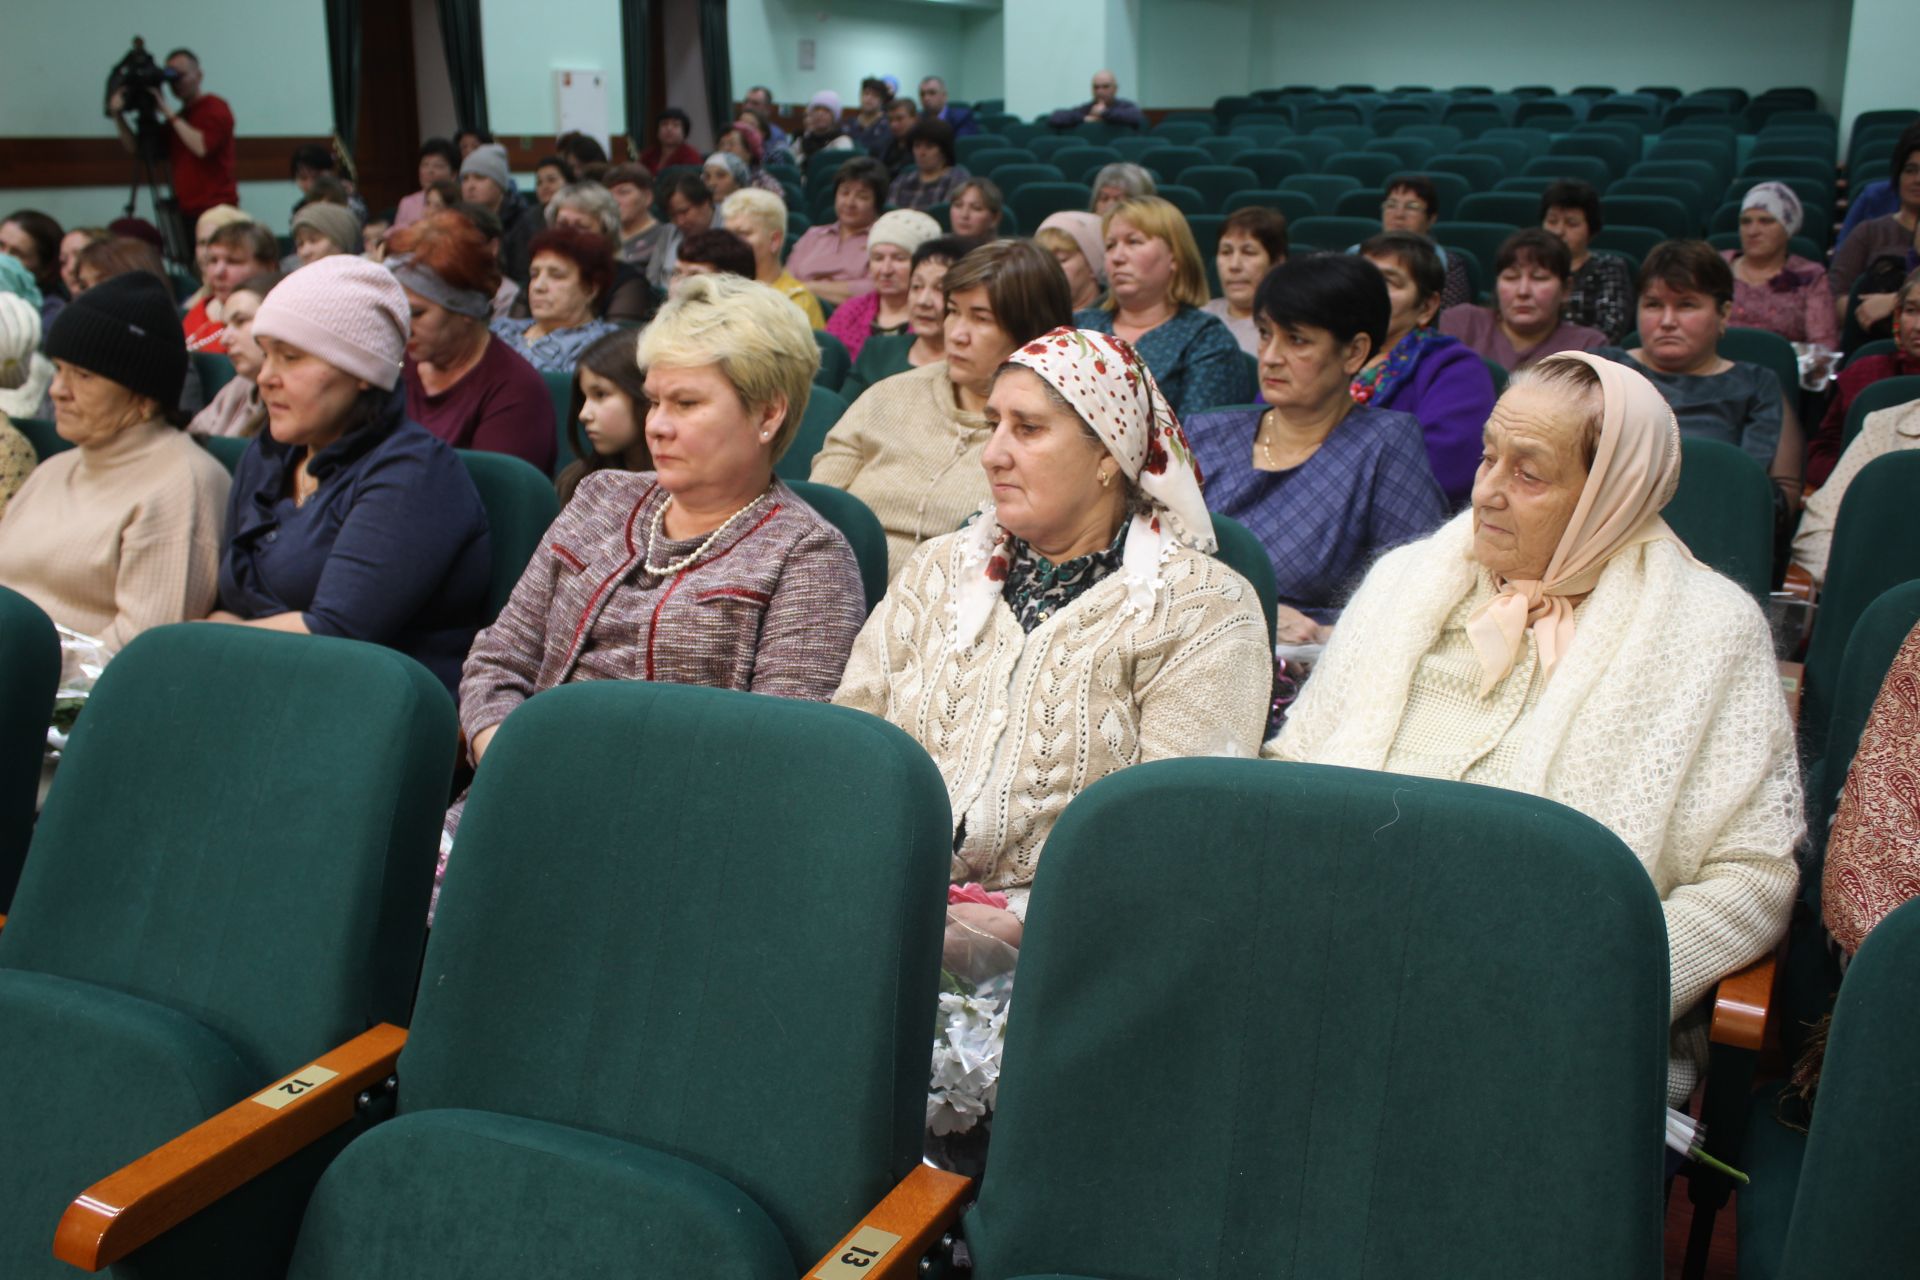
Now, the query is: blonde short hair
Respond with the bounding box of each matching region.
[638,272,819,461]
[720,188,787,242]
[1100,196,1209,311]
[195,204,253,238]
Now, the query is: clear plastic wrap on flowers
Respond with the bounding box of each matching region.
[46,626,109,756]
[928,885,1020,1139]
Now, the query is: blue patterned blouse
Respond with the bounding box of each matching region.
[488,317,622,374]
[1186,405,1448,623]
[1072,305,1255,419]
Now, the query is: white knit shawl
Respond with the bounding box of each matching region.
[1269,512,1803,1048]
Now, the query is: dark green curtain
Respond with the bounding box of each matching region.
[620,0,654,158]
[438,0,491,134]
[697,0,732,141]
[323,0,362,170]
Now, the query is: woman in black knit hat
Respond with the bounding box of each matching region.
[0,272,230,664]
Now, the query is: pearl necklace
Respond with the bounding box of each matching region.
[1256,408,1280,469]
[643,485,771,576]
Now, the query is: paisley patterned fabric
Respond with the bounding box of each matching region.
[1001,523,1128,633]
[1824,620,1920,954]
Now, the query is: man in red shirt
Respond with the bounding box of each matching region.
[108,48,238,230]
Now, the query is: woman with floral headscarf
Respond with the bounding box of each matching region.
[834,326,1273,959]
[1266,351,1803,1106]
[1721,181,1838,349]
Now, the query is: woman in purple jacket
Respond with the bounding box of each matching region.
[1353,232,1498,508]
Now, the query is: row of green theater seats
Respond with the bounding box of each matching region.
[2,584,1917,1276]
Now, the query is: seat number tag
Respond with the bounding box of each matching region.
[251,1064,339,1110]
[813,1226,902,1277]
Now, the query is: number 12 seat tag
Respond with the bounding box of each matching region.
[251,1063,341,1111]
[813,1225,902,1277]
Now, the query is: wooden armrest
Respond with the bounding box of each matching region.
[807,1164,973,1279]
[1781,563,1817,603]
[54,1022,406,1272]
[1710,951,1778,1052]
[1778,660,1804,729]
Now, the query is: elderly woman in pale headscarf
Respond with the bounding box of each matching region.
[1721,181,1837,349]
[1265,350,1802,1105]
[1036,210,1107,311]
[835,327,1273,963]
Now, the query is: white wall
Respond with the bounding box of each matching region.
[730,0,979,107]
[1839,0,1916,134]
[1243,0,1856,113]
[479,0,624,137]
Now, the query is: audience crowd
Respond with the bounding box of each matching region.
[5,68,1920,1229]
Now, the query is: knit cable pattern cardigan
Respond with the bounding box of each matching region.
[835,528,1272,919]
[1266,512,1803,1103]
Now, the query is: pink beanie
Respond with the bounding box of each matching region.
[253,254,411,391]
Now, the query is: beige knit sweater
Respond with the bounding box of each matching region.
[808,362,992,579]
[1267,513,1803,1104]
[0,420,231,658]
[0,417,34,522]
[835,529,1272,919]
[1791,399,1920,586]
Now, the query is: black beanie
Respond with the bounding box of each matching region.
[43,272,187,409]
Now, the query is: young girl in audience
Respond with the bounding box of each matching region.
[188,270,278,438]
[556,329,652,505]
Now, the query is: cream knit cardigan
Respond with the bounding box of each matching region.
[1267,513,1802,1103]
[835,528,1273,919]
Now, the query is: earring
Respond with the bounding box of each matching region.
[1098,468,1113,488]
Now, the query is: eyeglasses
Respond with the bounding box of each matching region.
[1381,200,1428,214]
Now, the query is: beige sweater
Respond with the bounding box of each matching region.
[187,376,267,439]
[808,362,992,579]
[1791,399,1920,586]
[835,529,1272,919]
[1268,513,1802,1104]
[0,420,231,657]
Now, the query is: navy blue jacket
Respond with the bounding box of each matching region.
[219,391,492,694]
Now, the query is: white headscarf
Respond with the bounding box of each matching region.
[951,327,1215,643]
[1741,181,1804,237]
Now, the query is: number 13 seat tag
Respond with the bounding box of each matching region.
[250,1063,341,1111]
[812,1225,902,1277]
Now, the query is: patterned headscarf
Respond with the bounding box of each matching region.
[951,326,1214,643]
[1463,351,1690,695]
[1741,181,1804,237]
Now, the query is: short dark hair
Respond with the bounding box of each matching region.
[426,179,461,208]
[1385,174,1439,217]
[535,154,578,183]
[887,98,918,117]
[1359,231,1445,303]
[860,77,892,103]
[556,131,609,167]
[163,48,199,66]
[939,239,1073,346]
[455,127,494,146]
[1893,121,1920,185]
[1637,238,1734,307]
[907,118,958,167]
[1222,206,1289,262]
[603,164,654,192]
[1495,228,1573,281]
[834,157,891,208]
[658,106,692,131]
[289,143,335,176]
[1254,253,1389,363]
[913,234,981,272]
[418,137,460,169]
[211,221,279,265]
[667,173,713,208]
[528,224,616,300]
[676,228,756,279]
[231,270,284,300]
[1539,179,1604,234]
[451,201,503,241]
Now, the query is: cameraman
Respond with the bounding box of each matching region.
[107,48,238,230]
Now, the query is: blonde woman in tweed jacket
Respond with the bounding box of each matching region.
[438,276,866,907]
[835,329,1272,959]
[1266,352,1802,1105]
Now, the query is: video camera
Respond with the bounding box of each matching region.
[107,38,180,112]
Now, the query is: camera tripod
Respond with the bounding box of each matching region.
[119,96,190,267]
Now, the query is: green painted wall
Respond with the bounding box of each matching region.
[479,0,625,136]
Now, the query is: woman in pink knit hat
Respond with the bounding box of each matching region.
[206,253,493,695]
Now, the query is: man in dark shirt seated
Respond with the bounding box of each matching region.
[917,77,979,138]
[1046,70,1146,131]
